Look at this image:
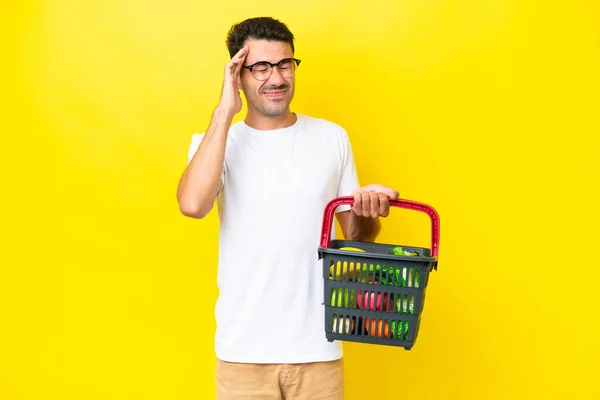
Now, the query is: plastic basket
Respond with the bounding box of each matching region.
[317,196,440,350]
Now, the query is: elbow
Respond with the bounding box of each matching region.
[178,198,212,219]
[176,180,218,219]
[179,206,206,219]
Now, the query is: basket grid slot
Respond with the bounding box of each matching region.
[330,313,410,341]
[328,258,422,289]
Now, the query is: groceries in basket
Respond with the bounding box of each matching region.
[328,247,365,279]
[331,315,409,339]
[330,287,355,308]
[330,284,414,312]
[319,196,440,349]
[329,246,421,288]
[328,245,422,339]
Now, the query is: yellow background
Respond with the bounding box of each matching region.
[2,0,599,399]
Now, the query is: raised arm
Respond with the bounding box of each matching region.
[176,45,248,218]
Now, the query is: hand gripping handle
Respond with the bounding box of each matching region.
[319,196,440,257]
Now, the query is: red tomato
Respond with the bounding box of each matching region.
[371,291,389,312]
[357,284,389,312]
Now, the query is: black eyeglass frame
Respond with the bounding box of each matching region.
[242,58,302,75]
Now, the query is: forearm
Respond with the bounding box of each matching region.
[177,107,233,218]
[345,212,382,242]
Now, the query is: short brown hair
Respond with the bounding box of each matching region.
[226,17,295,58]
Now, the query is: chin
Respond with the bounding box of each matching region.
[263,104,290,117]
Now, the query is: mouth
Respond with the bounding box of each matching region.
[262,90,287,99]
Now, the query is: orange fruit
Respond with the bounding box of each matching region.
[365,318,391,338]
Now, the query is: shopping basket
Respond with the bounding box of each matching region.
[318,196,440,350]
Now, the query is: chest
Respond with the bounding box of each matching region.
[224,133,341,205]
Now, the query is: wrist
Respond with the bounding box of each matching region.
[213,106,236,121]
[348,211,380,242]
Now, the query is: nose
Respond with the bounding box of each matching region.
[267,66,286,87]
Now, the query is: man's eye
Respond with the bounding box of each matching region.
[253,64,269,72]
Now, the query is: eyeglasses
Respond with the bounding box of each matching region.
[242,58,301,81]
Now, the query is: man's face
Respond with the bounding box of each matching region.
[239,39,296,118]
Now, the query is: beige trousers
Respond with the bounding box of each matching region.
[215,358,344,400]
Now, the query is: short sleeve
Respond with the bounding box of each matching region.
[336,129,360,212]
[187,133,226,192]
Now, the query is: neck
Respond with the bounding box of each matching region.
[244,109,297,130]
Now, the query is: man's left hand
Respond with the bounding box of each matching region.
[351,184,400,219]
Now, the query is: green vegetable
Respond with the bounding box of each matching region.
[396,295,415,314]
[330,288,355,308]
[354,263,378,283]
[391,320,409,340]
[378,266,420,288]
[391,246,419,256]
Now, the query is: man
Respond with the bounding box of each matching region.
[176,17,399,400]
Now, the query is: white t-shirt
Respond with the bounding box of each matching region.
[187,113,360,364]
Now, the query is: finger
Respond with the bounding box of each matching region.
[231,60,244,77]
[226,49,248,73]
[369,191,379,219]
[227,57,246,72]
[379,186,399,200]
[231,49,248,75]
[352,192,363,216]
[232,45,248,60]
[378,192,390,217]
[361,191,370,217]
[226,59,246,81]
[224,61,237,78]
[358,184,398,198]
[228,59,245,69]
[227,52,246,68]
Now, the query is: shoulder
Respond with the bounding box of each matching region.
[190,132,204,143]
[187,121,244,164]
[300,114,353,148]
[300,114,347,134]
[189,120,245,144]
[298,114,352,149]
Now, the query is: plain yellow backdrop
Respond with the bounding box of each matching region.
[2,0,599,399]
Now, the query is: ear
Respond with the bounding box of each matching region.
[236,74,243,90]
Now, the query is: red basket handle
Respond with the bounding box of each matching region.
[319,196,440,257]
